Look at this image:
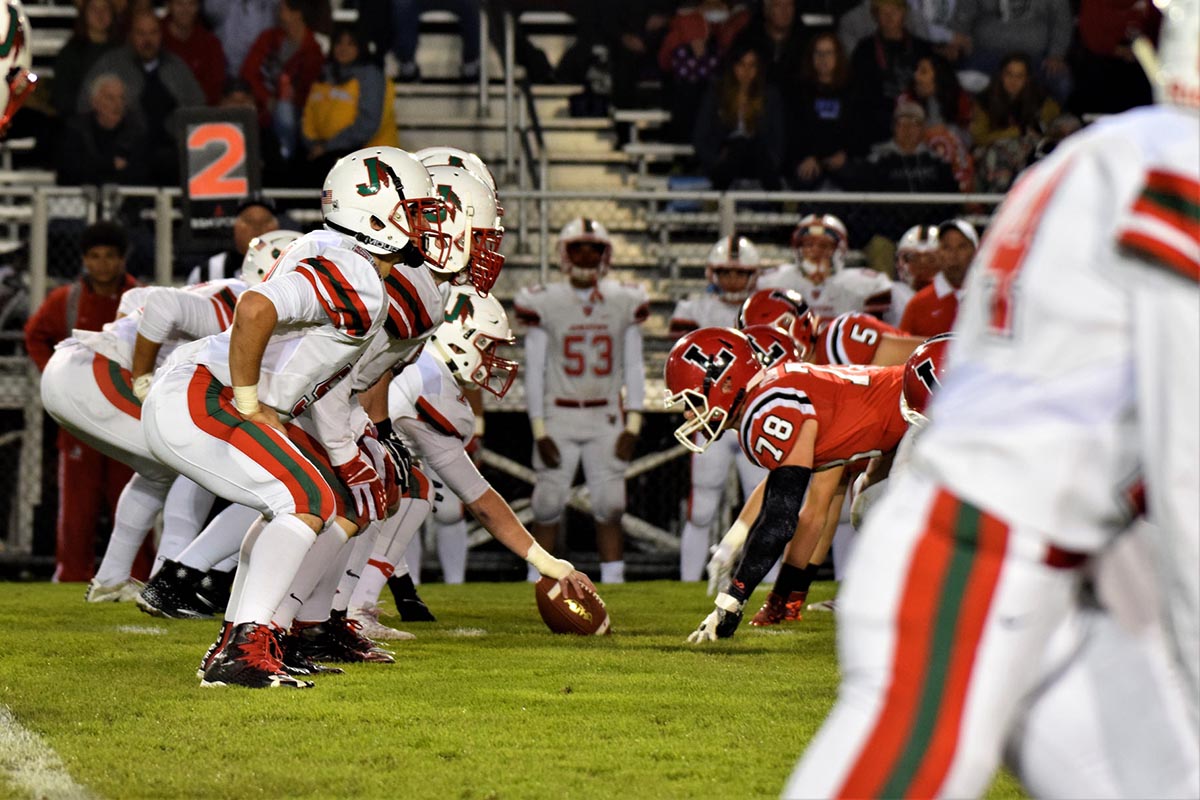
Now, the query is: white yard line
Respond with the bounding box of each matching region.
[0,705,93,800]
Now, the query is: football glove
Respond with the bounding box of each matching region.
[359,435,399,510]
[706,542,735,597]
[687,593,744,643]
[333,451,387,522]
[379,429,416,497]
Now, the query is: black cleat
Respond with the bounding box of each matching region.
[287,611,395,664]
[200,623,313,688]
[388,574,437,622]
[196,620,234,679]
[276,629,344,676]
[138,560,217,619]
[194,568,236,614]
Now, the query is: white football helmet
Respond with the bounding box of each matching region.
[240,229,302,286]
[431,285,519,398]
[895,224,939,287]
[321,146,450,267]
[0,1,35,137]
[791,213,849,275]
[557,217,614,284]
[706,235,761,304]
[1135,0,1199,108]
[415,146,497,194]
[425,164,505,295]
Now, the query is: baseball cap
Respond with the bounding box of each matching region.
[937,218,980,248]
[236,194,277,217]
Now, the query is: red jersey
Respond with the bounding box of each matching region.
[813,312,903,365]
[898,272,961,337]
[737,362,908,470]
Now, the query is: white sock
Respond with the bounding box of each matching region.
[233,515,317,626]
[599,560,625,584]
[94,474,170,585]
[177,504,261,571]
[349,556,394,609]
[333,521,378,613]
[294,530,355,624]
[154,477,216,575]
[405,528,423,586]
[437,520,468,584]
[225,515,267,623]
[272,523,349,629]
[679,521,712,582]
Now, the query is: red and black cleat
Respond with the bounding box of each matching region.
[200,623,313,688]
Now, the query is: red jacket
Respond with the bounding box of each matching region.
[162,19,228,106]
[240,28,324,125]
[899,275,960,338]
[24,273,139,372]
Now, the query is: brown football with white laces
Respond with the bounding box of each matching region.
[535,577,611,635]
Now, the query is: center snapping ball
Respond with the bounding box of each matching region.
[535,577,611,635]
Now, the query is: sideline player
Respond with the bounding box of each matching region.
[514,217,648,584]
[663,327,908,640]
[888,223,940,325]
[785,5,1200,792]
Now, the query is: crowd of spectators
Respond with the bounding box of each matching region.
[9,0,1164,196]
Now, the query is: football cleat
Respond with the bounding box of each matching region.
[286,613,396,664]
[749,591,791,626]
[197,620,234,679]
[137,560,216,619]
[784,590,808,622]
[275,625,344,676]
[200,623,313,689]
[349,604,416,641]
[807,599,838,613]
[387,574,437,621]
[85,577,145,603]
[194,568,236,614]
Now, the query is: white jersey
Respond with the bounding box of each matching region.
[349,265,449,393]
[388,350,490,505]
[912,106,1200,556]
[68,279,247,371]
[758,263,894,321]
[669,291,740,333]
[515,278,649,406]
[166,230,387,418]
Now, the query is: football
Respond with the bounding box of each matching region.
[535,577,611,635]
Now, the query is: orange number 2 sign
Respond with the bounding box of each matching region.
[187,123,248,199]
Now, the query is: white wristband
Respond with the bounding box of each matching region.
[132,374,153,402]
[720,518,750,553]
[524,541,574,580]
[715,592,743,613]
[530,417,546,440]
[232,385,260,416]
[624,410,643,436]
[474,415,486,437]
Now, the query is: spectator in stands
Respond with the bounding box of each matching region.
[848,0,933,147]
[839,0,966,63]
[50,0,120,120]
[608,1,674,108]
[57,74,150,187]
[899,217,976,336]
[301,26,399,182]
[24,221,143,584]
[844,99,957,192]
[388,0,482,82]
[693,45,785,190]
[899,54,973,191]
[970,53,1060,192]
[658,0,751,141]
[732,0,811,88]
[205,0,279,79]
[79,10,205,184]
[187,195,278,284]
[161,0,227,106]
[1070,0,1157,115]
[241,0,324,163]
[950,0,1072,103]
[786,31,857,188]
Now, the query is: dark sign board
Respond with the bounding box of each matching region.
[177,107,262,251]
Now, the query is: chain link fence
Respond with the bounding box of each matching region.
[2,186,1003,577]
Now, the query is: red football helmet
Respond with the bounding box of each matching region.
[901,333,954,427]
[743,324,802,369]
[664,327,763,453]
[736,288,817,360]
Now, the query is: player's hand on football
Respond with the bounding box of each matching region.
[561,569,597,601]
[536,437,561,468]
[705,542,735,597]
[687,594,744,644]
[244,405,286,434]
[334,452,387,521]
[614,431,637,461]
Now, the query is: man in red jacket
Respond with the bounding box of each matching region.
[24,221,147,583]
[898,218,978,337]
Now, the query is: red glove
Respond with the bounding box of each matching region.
[359,434,399,510]
[333,451,386,522]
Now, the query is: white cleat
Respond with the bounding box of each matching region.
[85,578,146,603]
[806,599,837,613]
[348,604,416,641]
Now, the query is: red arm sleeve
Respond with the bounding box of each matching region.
[23,287,67,372]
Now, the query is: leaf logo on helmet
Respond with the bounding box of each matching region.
[445,291,474,324]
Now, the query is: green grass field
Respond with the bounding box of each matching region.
[0,580,1026,799]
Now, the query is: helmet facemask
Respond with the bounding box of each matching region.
[666,387,728,454]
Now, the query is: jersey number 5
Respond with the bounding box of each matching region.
[753,414,794,462]
[564,333,613,376]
